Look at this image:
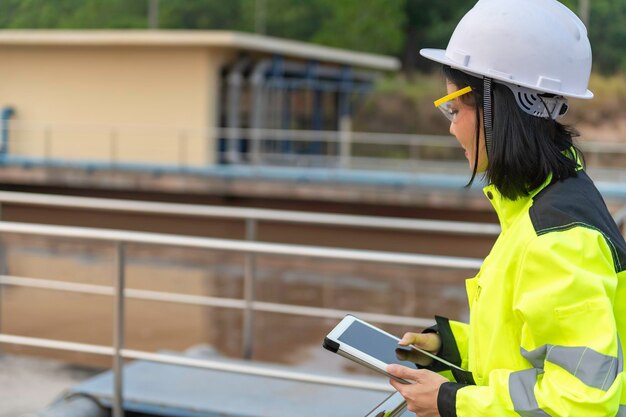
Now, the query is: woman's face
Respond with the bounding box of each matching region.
[446,82,488,172]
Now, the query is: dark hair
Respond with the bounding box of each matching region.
[442,66,583,200]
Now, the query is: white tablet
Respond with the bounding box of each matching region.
[323,315,464,384]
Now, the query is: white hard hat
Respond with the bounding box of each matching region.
[420,0,593,100]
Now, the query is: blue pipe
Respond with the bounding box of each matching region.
[1,106,15,155]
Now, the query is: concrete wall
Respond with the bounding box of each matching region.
[0,46,232,166]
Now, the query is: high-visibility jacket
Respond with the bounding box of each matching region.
[434,170,626,417]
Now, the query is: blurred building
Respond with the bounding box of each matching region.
[0,30,500,216]
[0,30,398,168]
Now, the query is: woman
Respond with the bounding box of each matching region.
[385,0,626,416]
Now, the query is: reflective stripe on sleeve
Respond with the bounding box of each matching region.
[520,341,621,391]
[508,368,551,417]
[618,338,625,417]
[511,339,623,416]
[618,336,624,375]
[548,346,618,391]
[510,367,626,417]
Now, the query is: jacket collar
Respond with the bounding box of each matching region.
[483,178,551,232]
[484,148,582,231]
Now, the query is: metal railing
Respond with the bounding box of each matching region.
[3,122,626,173]
[0,220,483,417]
[0,190,500,375]
[0,190,502,236]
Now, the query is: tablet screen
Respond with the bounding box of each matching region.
[337,320,415,367]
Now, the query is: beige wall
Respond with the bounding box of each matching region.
[0,46,232,166]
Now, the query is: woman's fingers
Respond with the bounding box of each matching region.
[399,332,441,354]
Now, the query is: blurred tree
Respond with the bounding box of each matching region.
[161,0,403,56]
[401,0,474,77]
[310,0,405,55]
[0,0,146,28]
[159,0,244,31]
[586,0,626,74]
[239,0,326,41]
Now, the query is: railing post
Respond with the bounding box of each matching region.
[242,219,257,359]
[113,241,126,417]
[339,116,352,169]
[250,127,262,166]
[225,125,242,165]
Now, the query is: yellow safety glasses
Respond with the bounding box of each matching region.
[433,86,473,122]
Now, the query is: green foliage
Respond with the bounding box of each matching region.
[311,0,405,55]
[404,0,473,48]
[238,0,327,42]
[586,0,626,74]
[159,0,244,31]
[0,0,147,29]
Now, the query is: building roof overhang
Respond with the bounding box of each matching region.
[0,30,400,71]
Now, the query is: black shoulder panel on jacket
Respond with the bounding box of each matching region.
[530,171,626,273]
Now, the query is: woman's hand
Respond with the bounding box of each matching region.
[395,332,441,366]
[386,365,448,417]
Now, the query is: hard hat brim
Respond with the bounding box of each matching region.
[419,48,594,100]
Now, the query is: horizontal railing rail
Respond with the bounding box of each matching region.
[6,121,626,152]
[0,221,484,268]
[0,221,482,416]
[0,190,502,236]
[4,122,626,173]
[0,275,433,327]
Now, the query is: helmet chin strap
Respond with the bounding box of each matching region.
[483,77,493,158]
[480,78,568,160]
